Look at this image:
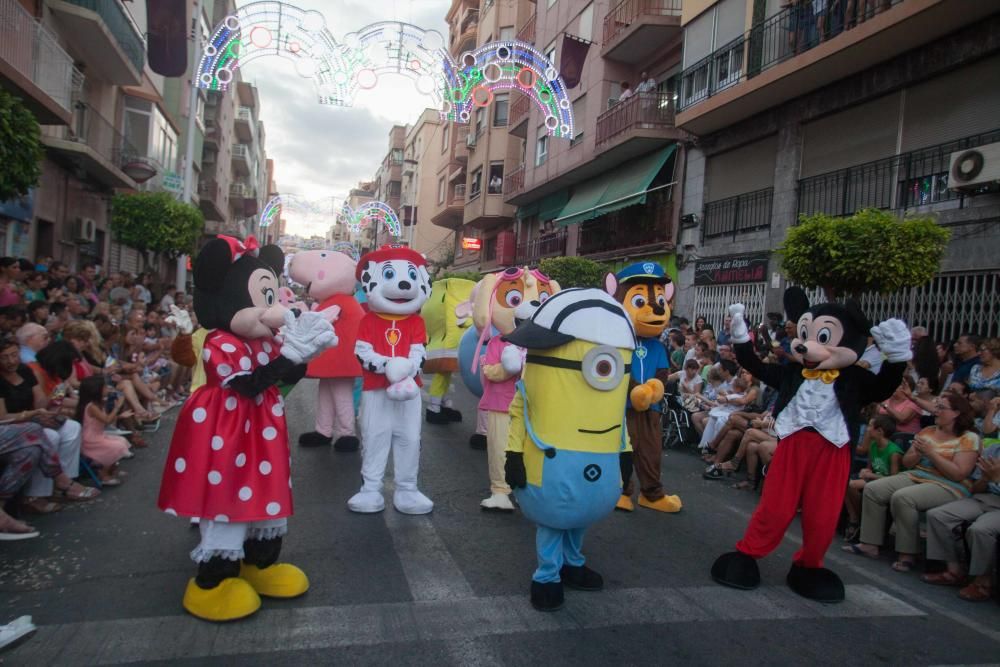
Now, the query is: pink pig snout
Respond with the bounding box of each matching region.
[288,250,357,299]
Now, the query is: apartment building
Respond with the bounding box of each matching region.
[372,125,406,247]
[332,181,376,252]
[674,0,1000,341]
[397,108,453,260]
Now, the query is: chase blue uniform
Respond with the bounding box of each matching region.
[627,337,668,413]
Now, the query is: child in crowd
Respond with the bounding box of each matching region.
[698,375,751,451]
[843,414,902,542]
[75,375,132,485]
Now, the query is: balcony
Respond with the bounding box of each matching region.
[460,7,479,33]
[231,144,250,176]
[229,182,255,202]
[516,228,567,265]
[701,188,773,241]
[508,94,531,138]
[675,0,996,136]
[504,164,525,198]
[577,189,675,259]
[199,181,226,221]
[0,0,75,124]
[517,13,536,45]
[596,92,682,156]
[49,0,146,86]
[235,107,254,143]
[602,0,682,64]
[40,103,140,190]
[455,125,471,162]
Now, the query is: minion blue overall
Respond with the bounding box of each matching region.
[503,288,637,611]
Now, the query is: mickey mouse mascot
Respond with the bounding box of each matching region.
[158,236,337,622]
[348,244,434,515]
[711,287,910,602]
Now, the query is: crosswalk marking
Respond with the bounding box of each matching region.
[383,509,476,601]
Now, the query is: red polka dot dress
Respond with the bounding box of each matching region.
[158,331,292,522]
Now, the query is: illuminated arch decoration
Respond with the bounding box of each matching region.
[260,194,343,228]
[442,40,574,139]
[332,241,360,262]
[338,201,401,238]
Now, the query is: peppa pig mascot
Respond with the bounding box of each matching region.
[286,248,365,452]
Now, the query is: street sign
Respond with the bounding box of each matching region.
[461,237,481,250]
[163,171,183,194]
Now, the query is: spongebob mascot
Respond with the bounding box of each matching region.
[503,288,637,612]
[422,278,477,424]
[609,263,683,514]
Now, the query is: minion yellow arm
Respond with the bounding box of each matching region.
[506,390,526,454]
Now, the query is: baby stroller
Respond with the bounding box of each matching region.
[661,392,694,449]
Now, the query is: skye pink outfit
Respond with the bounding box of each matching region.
[81,410,130,468]
[479,338,518,412]
[479,337,520,495]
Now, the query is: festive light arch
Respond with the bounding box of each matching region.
[260,194,342,228]
[338,201,401,238]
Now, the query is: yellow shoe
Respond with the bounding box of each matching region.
[638,494,683,513]
[239,563,310,598]
[182,577,261,622]
[615,495,635,512]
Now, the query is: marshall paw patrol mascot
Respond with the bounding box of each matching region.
[609,262,682,514]
[348,245,433,515]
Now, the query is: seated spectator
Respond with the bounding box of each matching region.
[75,375,132,485]
[911,335,940,392]
[968,338,1000,393]
[32,341,81,415]
[717,315,732,346]
[730,417,778,491]
[26,301,48,328]
[843,415,902,542]
[923,440,1000,601]
[668,332,686,372]
[698,374,755,452]
[875,377,922,434]
[674,358,704,408]
[16,323,49,365]
[0,258,24,307]
[0,306,25,335]
[22,273,47,303]
[983,395,999,442]
[46,260,69,284]
[694,316,707,334]
[846,393,980,571]
[950,334,981,384]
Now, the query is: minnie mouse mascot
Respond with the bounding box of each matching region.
[158,236,337,622]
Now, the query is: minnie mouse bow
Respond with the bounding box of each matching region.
[218,235,260,262]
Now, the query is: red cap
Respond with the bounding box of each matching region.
[356,244,426,281]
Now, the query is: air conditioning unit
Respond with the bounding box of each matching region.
[948,142,1000,192]
[466,131,477,148]
[74,217,96,244]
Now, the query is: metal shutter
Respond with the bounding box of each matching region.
[705,134,778,201]
[901,55,1000,152]
[801,92,901,178]
[715,0,746,46]
[683,8,716,68]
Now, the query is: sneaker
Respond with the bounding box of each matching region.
[0,616,36,650]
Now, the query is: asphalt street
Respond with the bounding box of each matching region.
[3,379,1000,666]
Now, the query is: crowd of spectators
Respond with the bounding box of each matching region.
[0,256,193,540]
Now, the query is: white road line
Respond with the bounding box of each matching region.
[7,584,920,665]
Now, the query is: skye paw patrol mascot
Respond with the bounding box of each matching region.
[474,267,560,512]
[158,236,337,622]
[711,287,909,602]
[504,288,636,611]
[349,245,433,515]
[422,277,476,425]
[609,262,683,514]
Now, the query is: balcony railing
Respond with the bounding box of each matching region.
[517,12,536,44]
[516,228,567,265]
[509,95,531,129]
[238,107,253,122]
[578,190,675,256]
[679,0,905,110]
[798,128,1000,218]
[504,164,525,197]
[0,0,75,114]
[448,183,466,205]
[603,0,682,46]
[42,102,139,168]
[702,187,773,240]
[461,7,479,32]
[62,0,146,74]
[596,92,676,148]
[232,144,249,159]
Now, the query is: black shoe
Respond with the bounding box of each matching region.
[333,435,359,452]
[711,551,761,590]
[299,432,332,447]
[441,406,463,423]
[469,433,487,450]
[560,564,603,591]
[425,409,450,425]
[786,564,845,603]
[530,580,564,612]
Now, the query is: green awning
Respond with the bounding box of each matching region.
[556,144,677,226]
[515,201,539,220]
[515,190,570,221]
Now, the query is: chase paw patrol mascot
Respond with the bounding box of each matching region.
[504,288,636,612]
[349,245,433,515]
[422,278,476,425]
[609,263,682,514]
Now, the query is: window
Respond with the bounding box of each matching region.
[441,122,449,152]
[470,167,483,198]
[487,162,504,194]
[499,26,514,41]
[578,3,593,42]
[388,181,401,197]
[483,236,497,261]
[475,107,486,136]
[391,149,404,164]
[493,93,509,126]
[544,41,556,66]
[535,127,549,166]
[438,177,446,204]
[570,95,585,146]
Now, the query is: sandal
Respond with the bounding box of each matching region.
[99,477,122,487]
[732,478,756,491]
[702,465,728,480]
[958,582,993,602]
[718,458,743,473]
[841,543,879,559]
[20,497,63,514]
[891,559,916,573]
[921,571,965,586]
[843,521,860,542]
[54,481,100,502]
[0,514,39,541]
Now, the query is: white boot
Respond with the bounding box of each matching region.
[347,490,386,513]
[393,489,433,515]
[480,493,515,512]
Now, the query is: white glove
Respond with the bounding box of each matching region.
[386,377,420,401]
[385,356,415,384]
[728,304,751,344]
[870,318,912,363]
[501,345,524,376]
[165,305,193,334]
[279,310,338,365]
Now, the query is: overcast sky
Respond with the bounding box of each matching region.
[236,0,451,237]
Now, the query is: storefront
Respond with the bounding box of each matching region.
[690,252,770,331]
[0,190,35,259]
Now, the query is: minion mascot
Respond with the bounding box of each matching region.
[422,278,476,425]
[609,263,683,514]
[504,288,636,611]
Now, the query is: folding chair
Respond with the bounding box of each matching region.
[661,393,693,449]
[78,456,103,490]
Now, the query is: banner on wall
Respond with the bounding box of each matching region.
[694,253,769,286]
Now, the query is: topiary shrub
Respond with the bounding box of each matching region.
[539,256,610,289]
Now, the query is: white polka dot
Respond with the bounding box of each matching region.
[174,457,187,473]
[214,514,229,522]
[265,502,281,515]
[192,408,207,423]
[165,508,177,516]
[262,426,278,440]
[272,403,284,417]
[202,349,211,362]
[225,396,238,411]
[257,351,270,365]
[235,453,247,467]
[211,436,224,450]
[263,342,272,353]
[221,343,237,353]
[259,460,272,475]
[244,419,251,433]
[239,357,252,370]
[217,363,233,377]
[254,394,264,406]
[208,470,222,485]
[238,486,253,501]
